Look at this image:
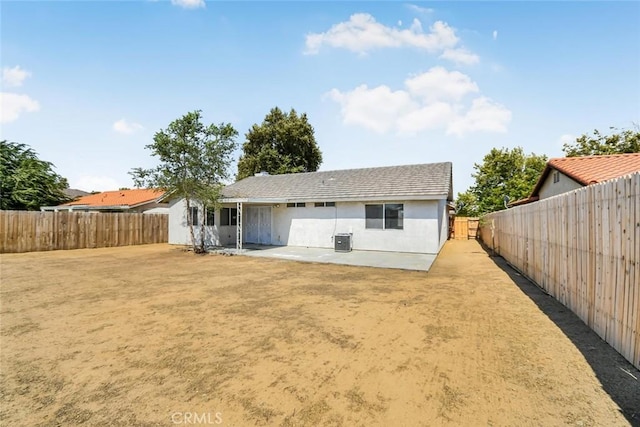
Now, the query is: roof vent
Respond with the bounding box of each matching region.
[254,171,270,177]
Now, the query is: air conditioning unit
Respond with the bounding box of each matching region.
[334,233,352,252]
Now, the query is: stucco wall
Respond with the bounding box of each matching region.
[272,200,443,254]
[538,172,583,199]
[168,198,235,247]
[169,198,448,254]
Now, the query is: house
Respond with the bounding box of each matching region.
[41,188,168,213]
[168,162,453,255]
[63,188,90,201]
[510,153,640,206]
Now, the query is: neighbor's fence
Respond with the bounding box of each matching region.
[479,173,639,370]
[0,210,168,253]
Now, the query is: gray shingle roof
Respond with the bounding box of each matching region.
[222,162,453,201]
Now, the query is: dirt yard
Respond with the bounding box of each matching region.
[1,240,638,426]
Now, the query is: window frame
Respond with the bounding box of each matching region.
[220,207,238,226]
[188,206,198,226]
[365,203,404,230]
[205,207,215,226]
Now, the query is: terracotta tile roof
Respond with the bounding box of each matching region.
[527,153,640,201]
[547,153,640,186]
[61,189,165,208]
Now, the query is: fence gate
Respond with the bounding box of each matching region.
[452,217,479,240]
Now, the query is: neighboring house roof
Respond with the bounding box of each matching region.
[60,189,166,209]
[222,162,453,202]
[63,188,90,200]
[510,153,640,207]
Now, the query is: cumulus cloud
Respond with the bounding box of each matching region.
[439,47,480,65]
[327,67,511,137]
[0,92,40,124]
[405,66,479,101]
[171,0,205,9]
[113,118,144,134]
[327,85,418,133]
[493,30,498,40]
[446,97,511,136]
[304,14,459,55]
[2,66,32,87]
[72,175,121,192]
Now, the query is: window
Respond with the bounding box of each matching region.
[314,202,336,207]
[221,208,237,226]
[553,171,560,183]
[385,204,404,230]
[205,207,215,226]
[365,204,404,230]
[287,202,306,208]
[188,206,198,226]
[365,205,383,229]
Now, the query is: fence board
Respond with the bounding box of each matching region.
[478,173,640,370]
[0,211,168,253]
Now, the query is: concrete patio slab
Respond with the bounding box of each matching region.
[237,245,437,271]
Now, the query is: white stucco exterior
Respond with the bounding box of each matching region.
[538,171,583,200]
[169,198,449,254]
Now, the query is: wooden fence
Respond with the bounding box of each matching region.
[478,173,639,369]
[452,217,479,240]
[0,211,168,253]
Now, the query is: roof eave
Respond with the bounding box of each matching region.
[221,194,449,204]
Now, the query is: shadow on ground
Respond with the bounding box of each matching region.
[478,241,640,426]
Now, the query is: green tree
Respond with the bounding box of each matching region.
[130,110,238,253]
[562,127,640,157]
[466,147,547,214]
[0,140,70,210]
[236,107,322,180]
[454,191,479,217]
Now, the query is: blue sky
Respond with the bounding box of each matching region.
[2,1,639,195]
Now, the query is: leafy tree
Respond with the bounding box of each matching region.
[0,140,70,210]
[454,191,479,217]
[562,127,640,157]
[130,110,238,253]
[465,147,547,214]
[236,107,322,180]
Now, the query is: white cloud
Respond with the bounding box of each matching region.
[2,66,32,87]
[493,30,498,40]
[327,67,511,137]
[171,0,205,9]
[304,14,459,55]
[446,97,512,136]
[113,118,144,134]
[327,85,417,134]
[0,92,40,123]
[72,175,121,192]
[406,4,435,15]
[439,47,480,65]
[405,66,479,101]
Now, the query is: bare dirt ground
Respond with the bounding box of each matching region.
[1,240,638,426]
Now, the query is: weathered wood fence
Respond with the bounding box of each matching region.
[478,173,639,369]
[0,211,168,253]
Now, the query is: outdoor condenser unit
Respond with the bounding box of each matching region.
[334,233,352,252]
